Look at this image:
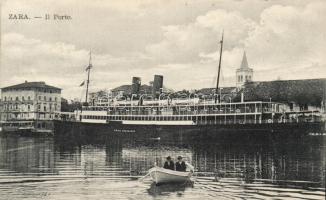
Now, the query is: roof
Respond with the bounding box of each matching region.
[237,51,253,72]
[1,81,61,91]
[111,85,131,92]
[111,84,152,93]
[240,51,249,69]
[235,78,326,106]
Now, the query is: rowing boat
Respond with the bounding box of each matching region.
[149,167,193,184]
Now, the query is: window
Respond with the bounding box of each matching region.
[44,106,46,111]
[28,96,31,100]
[16,97,19,101]
[28,105,30,111]
[4,97,6,101]
[39,96,41,100]
[49,97,52,101]
[22,96,25,101]
[55,97,57,101]
[44,96,46,101]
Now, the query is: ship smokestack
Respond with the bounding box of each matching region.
[152,75,163,98]
[131,77,141,95]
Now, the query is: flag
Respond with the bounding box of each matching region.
[85,64,92,71]
[79,81,85,87]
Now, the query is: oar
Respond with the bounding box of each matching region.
[138,171,151,182]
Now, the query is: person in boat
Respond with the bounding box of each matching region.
[163,156,175,170]
[175,156,187,172]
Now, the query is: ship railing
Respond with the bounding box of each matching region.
[80,112,323,125]
[195,117,323,125]
[82,101,267,109]
[81,101,319,119]
[82,104,265,114]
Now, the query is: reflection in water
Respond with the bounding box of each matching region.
[147,182,194,197]
[0,133,325,199]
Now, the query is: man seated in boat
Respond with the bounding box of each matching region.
[163,156,175,170]
[175,156,187,172]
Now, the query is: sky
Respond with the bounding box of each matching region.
[1,0,325,100]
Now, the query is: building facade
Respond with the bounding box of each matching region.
[0,81,61,121]
[235,78,326,112]
[236,51,254,88]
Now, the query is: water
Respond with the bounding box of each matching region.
[0,133,325,199]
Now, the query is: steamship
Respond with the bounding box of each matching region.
[54,36,325,138]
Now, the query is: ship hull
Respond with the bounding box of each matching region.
[53,120,326,143]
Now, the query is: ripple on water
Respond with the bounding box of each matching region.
[0,134,325,199]
[0,177,324,200]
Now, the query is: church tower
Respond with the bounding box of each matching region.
[236,51,253,88]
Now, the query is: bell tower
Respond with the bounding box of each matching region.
[236,51,253,88]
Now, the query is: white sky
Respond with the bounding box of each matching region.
[1,0,325,100]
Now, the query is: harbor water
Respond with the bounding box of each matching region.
[0,131,325,200]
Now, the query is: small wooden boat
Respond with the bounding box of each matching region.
[149,167,193,184]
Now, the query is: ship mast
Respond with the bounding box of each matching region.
[215,31,224,103]
[85,51,92,104]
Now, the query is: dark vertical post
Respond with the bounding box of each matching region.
[85,51,92,104]
[215,31,224,103]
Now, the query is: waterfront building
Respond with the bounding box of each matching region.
[236,51,254,88]
[0,81,61,121]
[237,78,326,112]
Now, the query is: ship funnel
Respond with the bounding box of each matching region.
[152,75,163,98]
[131,77,141,94]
